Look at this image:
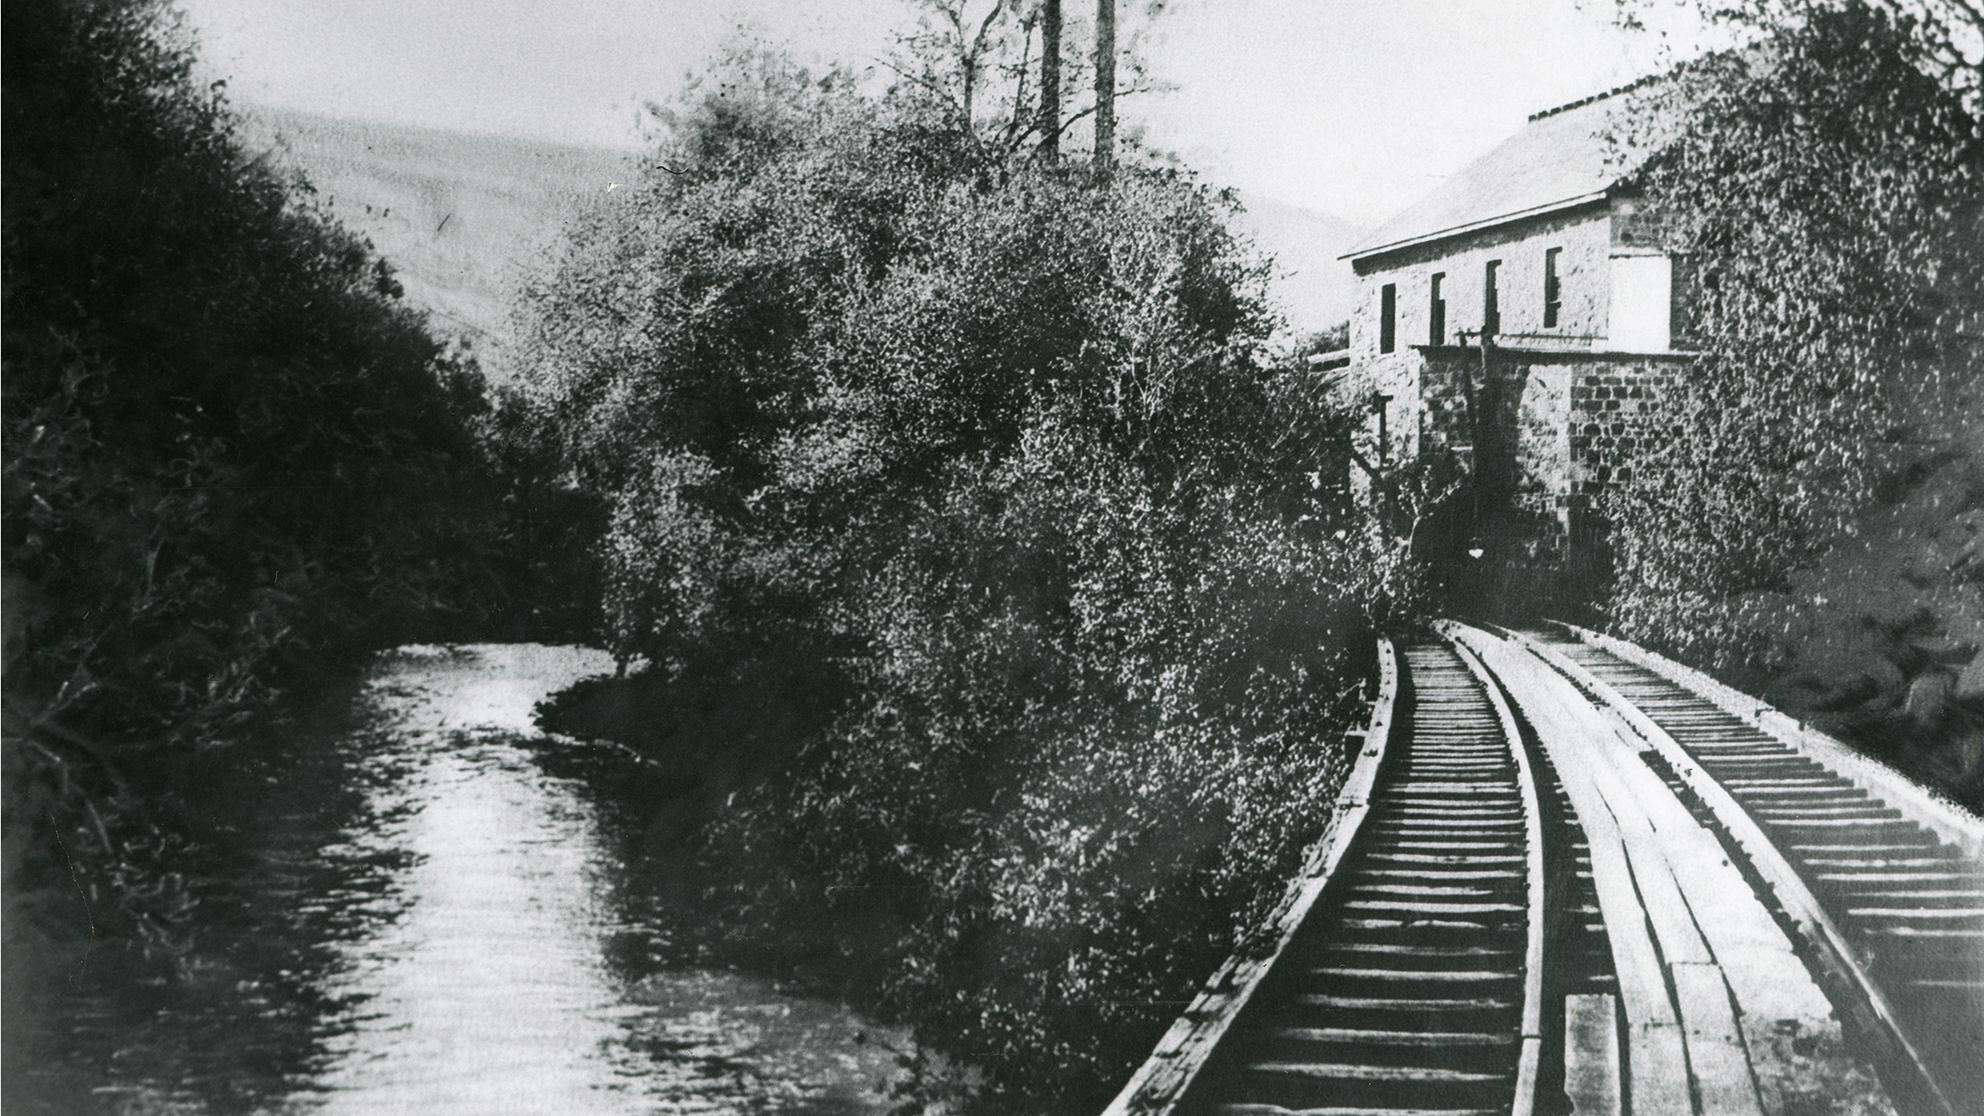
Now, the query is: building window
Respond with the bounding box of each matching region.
[1483,260,1501,338]
[1544,247,1563,328]
[1671,252,1697,347]
[1429,272,1446,345]
[1379,283,1396,353]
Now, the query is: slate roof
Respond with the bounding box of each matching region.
[1345,78,1673,263]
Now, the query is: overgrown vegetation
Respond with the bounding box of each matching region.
[517,25,1413,1108]
[1605,0,1984,802]
[2,0,590,966]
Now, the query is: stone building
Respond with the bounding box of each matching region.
[1339,79,1694,598]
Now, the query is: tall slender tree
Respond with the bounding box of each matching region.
[1038,0,1062,159]
[1093,0,1116,171]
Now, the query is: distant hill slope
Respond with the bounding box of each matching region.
[1231,193,1364,337]
[240,106,633,375]
[242,107,1362,365]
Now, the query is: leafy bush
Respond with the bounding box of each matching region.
[519,44,1410,1107]
[1604,1,1984,800]
[700,418,1391,1105]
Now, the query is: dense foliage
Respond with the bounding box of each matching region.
[518,44,1410,1107]
[1605,1,1984,799]
[1,0,582,955]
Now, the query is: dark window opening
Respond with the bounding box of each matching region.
[1543,247,1563,328]
[1379,283,1396,353]
[1671,251,1698,347]
[1429,272,1446,345]
[1483,260,1501,338]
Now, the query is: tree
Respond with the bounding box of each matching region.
[516,40,1405,1107]
[1617,0,1982,112]
[889,0,1166,166]
[1094,0,1117,170]
[1603,0,1984,799]
[1039,0,1063,159]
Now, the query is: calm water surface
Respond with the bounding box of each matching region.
[22,644,908,1115]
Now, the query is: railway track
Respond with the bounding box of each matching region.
[1514,623,1984,1116]
[1176,644,1547,1115]
[1104,642,1569,1115]
[1105,622,1984,1116]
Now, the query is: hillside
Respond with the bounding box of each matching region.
[1230,192,1364,335]
[241,107,1362,362]
[240,106,633,375]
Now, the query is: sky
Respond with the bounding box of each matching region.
[178,0,1707,228]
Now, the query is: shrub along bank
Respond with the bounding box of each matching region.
[519,45,1418,1109]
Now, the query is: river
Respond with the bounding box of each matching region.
[14,644,911,1115]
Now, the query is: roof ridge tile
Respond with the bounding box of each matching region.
[1527,72,1665,122]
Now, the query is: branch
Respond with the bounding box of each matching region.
[1048,79,1156,143]
[876,55,972,121]
[967,0,1011,61]
[1001,20,1038,150]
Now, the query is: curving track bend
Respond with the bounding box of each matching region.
[1105,625,1983,1116]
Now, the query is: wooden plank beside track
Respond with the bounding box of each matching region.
[1508,625,1957,1116]
[1447,635,1548,1116]
[1451,623,1694,1116]
[1446,621,1897,1116]
[1563,993,1621,1116]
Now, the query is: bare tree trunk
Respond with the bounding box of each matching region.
[1093,0,1116,173]
[1038,0,1062,160]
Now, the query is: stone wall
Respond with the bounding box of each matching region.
[1414,347,1686,564]
[1339,196,1696,612]
[1343,204,1614,467]
[1567,359,1682,523]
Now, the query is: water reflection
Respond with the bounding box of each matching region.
[19,644,907,1115]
